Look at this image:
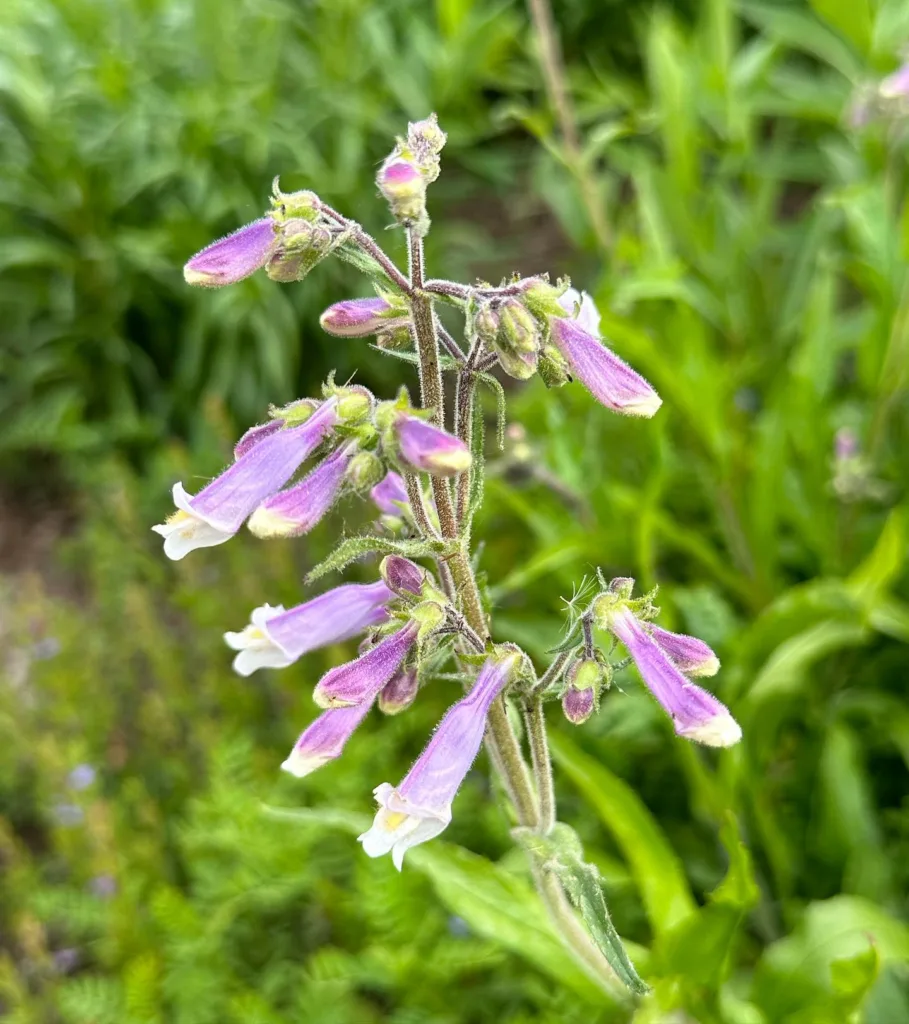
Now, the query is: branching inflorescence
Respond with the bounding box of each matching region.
[155,115,742,998]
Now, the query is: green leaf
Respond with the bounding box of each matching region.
[651,816,758,994]
[262,805,614,1004]
[809,0,872,56]
[514,826,650,995]
[305,535,453,583]
[549,732,696,934]
[753,896,909,1020]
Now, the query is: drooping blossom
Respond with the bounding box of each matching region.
[561,659,601,725]
[603,605,740,747]
[395,415,471,477]
[184,218,277,287]
[224,581,394,676]
[152,398,339,559]
[314,621,420,708]
[320,297,410,337]
[549,317,661,418]
[281,701,374,778]
[247,445,352,539]
[359,651,520,869]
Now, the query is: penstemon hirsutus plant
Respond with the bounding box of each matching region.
[154,115,742,998]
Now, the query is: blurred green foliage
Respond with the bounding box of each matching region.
[2,0,909,1021]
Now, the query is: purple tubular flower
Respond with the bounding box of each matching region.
[550,318,662,417]
[371,470,409,516]
[314,621,420,708]
[649,625,720,678]
[281,701,373,778]
[608,607,740,747]
[396,415,471,477]
[223,581,393,677]
[320,297,410,338]
[247,446,351,538]
[378,667,419,715]
[558,287,601,337]
[233,418,285,460]
[152,398,339,560]
[184,218,277,287]
[359,652,520,869]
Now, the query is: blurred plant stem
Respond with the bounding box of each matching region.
[526,0,610,251]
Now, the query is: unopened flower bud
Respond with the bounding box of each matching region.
[247,447,351,538]
[537,344,572,388]
[270,181,320,222]
[561,659,602,725]
[380,555,427,597]
[378,157,427,230]
[407,113,447,172]
[520,278,567,320]
[266,221,334,283]
[492,300,540,380]
[346,451,384,492]
[333,386,374,424]
[184,218,278,287]
[474,305,499,346]
[410,600,446,642]
[269,397,321,426]
[376,326,413,351]
[320,296,410,338]
[378,667,419,715]
[395,415,471,477]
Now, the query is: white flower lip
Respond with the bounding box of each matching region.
[151,482,235,560]
[223,604,293,676]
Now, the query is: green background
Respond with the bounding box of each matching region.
[2,0,908,1020]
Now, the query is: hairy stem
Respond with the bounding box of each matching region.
[525,697,556,834]
[404,472,439,539]
[401,227,619,996]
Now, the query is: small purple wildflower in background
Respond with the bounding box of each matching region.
[52,803,84,827]
[67,764,96,791]
[88,875,117,899]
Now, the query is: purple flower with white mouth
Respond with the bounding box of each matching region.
[648,625,720,678]
[224,581,394,676]
[281,701,374,778]
[247,445,351,539]
[603,605,740,747]
[395,415,471,477]
[152,398,339,559]
[371,470,409,516]
[184,218,277,287]
[314,621,420,708]
[320,297,410,338]
[549,318,661,418]
[359,651,520,869]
